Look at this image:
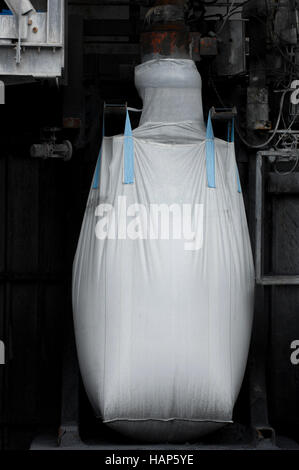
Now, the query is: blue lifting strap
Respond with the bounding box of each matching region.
[205,110,216,189]
[236,168,242,194]
[227,117,241,194]
[123,109,134,184]
[93,105,135,189]
[227,117,235,143]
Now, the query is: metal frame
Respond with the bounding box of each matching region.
[0,0,65,77]
[0,81,4,104]
[255,149,299,285]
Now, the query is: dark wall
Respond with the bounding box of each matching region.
[0,77,253,450]
[0,51,143,450]
[1,0,299,451]
[0,81,99,449]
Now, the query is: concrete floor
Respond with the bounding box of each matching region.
[30,432,299,451]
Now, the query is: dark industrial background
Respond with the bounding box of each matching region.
[0,0,299,450]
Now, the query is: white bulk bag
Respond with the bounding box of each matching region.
[72,59,254,443]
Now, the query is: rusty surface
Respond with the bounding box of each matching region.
[63,117,81,129]
[141,0,190,60]
[141,31,190,59]
[199,37,218,56]
[152,0,186,5]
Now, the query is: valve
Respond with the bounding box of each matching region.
[30,127,72,161]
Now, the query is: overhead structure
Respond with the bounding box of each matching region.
[5,0,35,16]
[0,0,65,77]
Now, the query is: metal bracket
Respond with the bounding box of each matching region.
[253,426,276,448]
[255,149,299,285]
[104,102,127,113]
[0,81,4,104]
[210,106,237,121]
[4,1,35,64]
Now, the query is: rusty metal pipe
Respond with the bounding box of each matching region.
[141,0,190,62]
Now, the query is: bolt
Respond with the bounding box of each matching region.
[32,27,38,34]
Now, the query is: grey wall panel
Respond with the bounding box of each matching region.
[9,284,39,424]
[7,155,39,274]
[38,160,67,274]
[270,196,299,435]
[38,284,66,424]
